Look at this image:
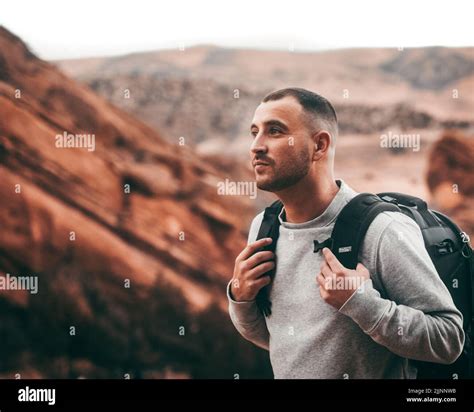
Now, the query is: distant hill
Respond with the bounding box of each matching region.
[57,45,474,156]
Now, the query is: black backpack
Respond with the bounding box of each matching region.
[255,191,474,379]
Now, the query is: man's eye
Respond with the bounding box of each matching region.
[251,131,258,138]
[269,128,281,135]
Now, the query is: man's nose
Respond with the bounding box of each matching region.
[250,133,268,155]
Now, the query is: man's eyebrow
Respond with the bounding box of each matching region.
[250,120,289,131]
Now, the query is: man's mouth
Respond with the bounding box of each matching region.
[253,160,270,166]
[254,163,270,172]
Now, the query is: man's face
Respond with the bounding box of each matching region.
[250,96,313,192]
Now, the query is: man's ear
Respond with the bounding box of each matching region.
[312,130,332,160]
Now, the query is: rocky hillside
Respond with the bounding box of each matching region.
[0,26,271,378]
[57,46,474,156]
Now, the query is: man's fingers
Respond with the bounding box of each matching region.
[322,247,345,273]
[245,250,274,270]
[238,238,273,261]
[316,274,326,288]
[320,263,333,279]
[248,260,275,279]
[252,275,271,290]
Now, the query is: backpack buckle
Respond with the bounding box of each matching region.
[461,231,471,244]
[436,239,455,255]
[460,232,472,258]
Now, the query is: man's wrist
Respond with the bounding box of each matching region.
[227,280,254,303]
[229,283,238,300]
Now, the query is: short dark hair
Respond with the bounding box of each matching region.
[262,87,338,140]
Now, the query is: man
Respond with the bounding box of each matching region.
[227,87,464,379]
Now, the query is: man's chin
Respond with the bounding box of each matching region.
[256,179,276,192]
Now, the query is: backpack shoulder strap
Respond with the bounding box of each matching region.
[255,200,283,316]
[329,193,400,269]
[256,200,283,243]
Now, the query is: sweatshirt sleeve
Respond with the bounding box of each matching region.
[338,212,465,364]
[227,212,270,351]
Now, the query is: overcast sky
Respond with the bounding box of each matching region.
[2,0,473,60]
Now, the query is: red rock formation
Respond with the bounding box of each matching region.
[0,26,270,378]
[426,130,474,239]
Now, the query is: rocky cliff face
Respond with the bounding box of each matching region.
[0,27,271,378]
[426,130,474,239]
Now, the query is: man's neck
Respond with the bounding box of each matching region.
[275,174,340,224]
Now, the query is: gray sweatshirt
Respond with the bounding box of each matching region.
[227,179,464,378]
